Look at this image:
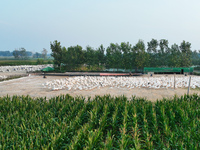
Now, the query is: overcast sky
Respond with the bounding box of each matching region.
[1,0,200,53]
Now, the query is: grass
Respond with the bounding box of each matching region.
[0,94,200,149]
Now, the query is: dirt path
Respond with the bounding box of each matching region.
[0,75,199,101]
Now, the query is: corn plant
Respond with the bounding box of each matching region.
[0,94,200,149]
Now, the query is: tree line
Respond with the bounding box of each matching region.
[0,48,49,59]
[51,39,200,72]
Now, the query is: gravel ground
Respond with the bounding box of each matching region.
[0,74,200,101]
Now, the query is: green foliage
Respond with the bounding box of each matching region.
[120,42,132,70]
[106,43,122,69]
[13,48,28,59]
[179,41,192,67]
[36,58,44,65]
[0,94,200,149]
[192,50,200,66]
[64,45,85,70]
[50,40,66,71]
[50,39,197,72]
[32,52,42,58]
[47,60,53,64]
[0,59,53,66]
[134,40,149,70]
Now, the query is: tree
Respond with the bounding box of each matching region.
[134,40,148,72]
[112,43,122,70]
[179,41,192,67]
[85,46,96,67]
[33,52,42,58]
[42,48,48,59]
[20,48,27,59]
[158,39,169,67]
[74,45,85,67]
[159,39,169,54]
[191,50,200,66]
[147,39,158,53]
[106,43,122,69]
[13,47,27,59]
[105,46,112,69]
[13,50,20,59]
[168,44,181,67]
[26,51,33,57]
[50,40,66,71]
[64,45,84,70]
[0,51,12,56]
[147,39,158,67]
[120,42,132,70]
[106,43,122,70]
[97,44,105,66]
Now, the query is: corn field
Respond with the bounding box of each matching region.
[0,94,200,149]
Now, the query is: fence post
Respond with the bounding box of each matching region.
[187,76,191,95]
[174,73,176,89]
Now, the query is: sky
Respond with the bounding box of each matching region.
[1,0,200,53]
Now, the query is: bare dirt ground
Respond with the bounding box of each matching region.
[0,71,27,76]
[0,74,200,101]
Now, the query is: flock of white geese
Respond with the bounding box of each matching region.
[0,64,53,73]
[43,76,200,91]
[0,64,53,80]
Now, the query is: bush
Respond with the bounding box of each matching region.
[36,58,44,65]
